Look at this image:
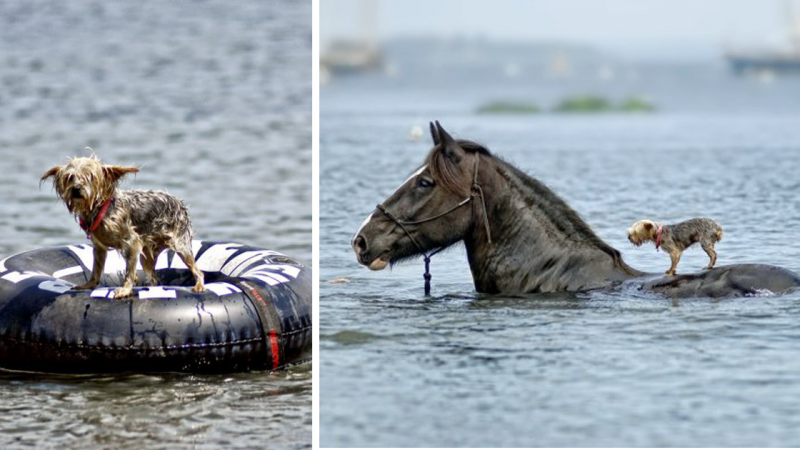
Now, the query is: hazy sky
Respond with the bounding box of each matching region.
[321,0,799,60]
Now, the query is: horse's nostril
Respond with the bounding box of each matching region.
[353,235,368,255]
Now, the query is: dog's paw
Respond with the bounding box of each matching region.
[192,284,206,293]
[665,270,676,276]
[114,287,133,298]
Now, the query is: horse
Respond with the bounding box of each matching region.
[352,121,800,298]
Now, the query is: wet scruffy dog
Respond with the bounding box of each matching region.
[627,218,723,276]
[41,156,205,298]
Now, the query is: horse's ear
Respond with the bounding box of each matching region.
[435,121,464,163]
[429,121,440,146]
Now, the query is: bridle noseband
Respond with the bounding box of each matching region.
[375,153,492,295]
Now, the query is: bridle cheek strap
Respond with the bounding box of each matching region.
[471,180,492,244]
[375,153,492,295]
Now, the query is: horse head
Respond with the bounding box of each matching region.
[352,121,488,271]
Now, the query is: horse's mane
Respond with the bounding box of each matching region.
[502,159,629,267]
[426,139,491,197]
[426,139,633,272]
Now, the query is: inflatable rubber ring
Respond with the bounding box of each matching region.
[0,241,311,373]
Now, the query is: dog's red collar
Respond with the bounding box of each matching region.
[79,197,115,239]
[655,225,663,251]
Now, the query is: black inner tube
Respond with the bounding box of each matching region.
[0,241,312,374]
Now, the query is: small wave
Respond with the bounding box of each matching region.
[323,330,382,346]
[746,288,775,298]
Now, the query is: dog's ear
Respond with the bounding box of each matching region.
[643,221,654,231]
[103,165,139,183]
[40,166,62,186]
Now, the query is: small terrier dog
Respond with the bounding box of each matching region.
[42,155,205,298]
[627,218,723,276]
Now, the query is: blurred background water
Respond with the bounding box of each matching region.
[321,1,800,447]
[0,0,310,448]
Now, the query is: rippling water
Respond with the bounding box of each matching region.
[0,368,310,448]
[320,67,800,446]
[0,1,310,447]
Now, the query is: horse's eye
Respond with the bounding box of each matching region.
[417,177,434,188]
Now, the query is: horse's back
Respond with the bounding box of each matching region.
[642,264,800,298]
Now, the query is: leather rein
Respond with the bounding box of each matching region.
[375,153,492,295]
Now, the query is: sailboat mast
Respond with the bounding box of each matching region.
[787,0,800,51]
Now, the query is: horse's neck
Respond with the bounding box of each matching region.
[464,163,636,293]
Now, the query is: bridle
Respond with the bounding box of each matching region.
[375,152,492,295]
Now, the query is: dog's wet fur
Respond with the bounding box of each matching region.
[42,155,204,298]
[628,218,723,276]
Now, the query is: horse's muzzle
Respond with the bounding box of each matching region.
[352,234,389,270]
[353,234,368,258]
